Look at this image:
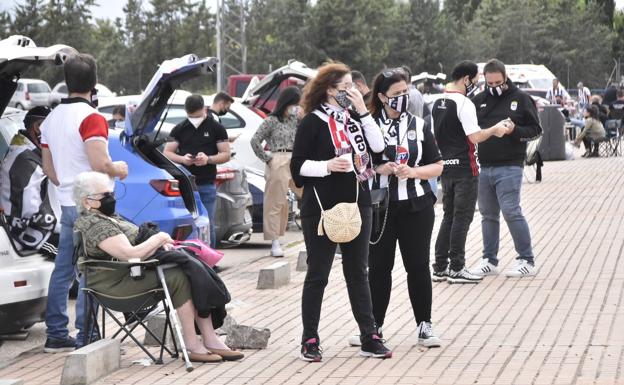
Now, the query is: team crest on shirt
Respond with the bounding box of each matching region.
[396,146,409,164]
[407,130,416,141]
[204,132,210,137]
[510,101,518,111]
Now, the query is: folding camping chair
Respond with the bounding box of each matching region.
[75,231,194,372]
[598,119,622,157]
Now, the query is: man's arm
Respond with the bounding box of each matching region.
[41,147,59,186]
[196,141,231,166]
[507,96,543,141]
[163,141,193,166]
[468,125,507,144]
[85,140,128,179]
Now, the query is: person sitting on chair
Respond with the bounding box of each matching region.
[575,105,606,158]
[72,171,243,363]
[0,106,60,257]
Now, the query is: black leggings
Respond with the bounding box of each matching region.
[300,206,376,343]
[369,201,435,327]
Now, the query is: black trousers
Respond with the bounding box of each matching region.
[582,138,600,153]
[369,201,435,327]
[300,206,376,343]
[434,174,479,272]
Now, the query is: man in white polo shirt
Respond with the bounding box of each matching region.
[41,53,128,352]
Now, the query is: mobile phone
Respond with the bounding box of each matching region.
[190,154,197,159]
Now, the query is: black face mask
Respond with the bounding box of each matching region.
[465,80,477,96]
[217,109,228,116]
[91,192,116,216]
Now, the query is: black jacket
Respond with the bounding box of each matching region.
[136,223,229,328]
[471,80,542,167]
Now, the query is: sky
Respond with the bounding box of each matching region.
[1,0,623,20]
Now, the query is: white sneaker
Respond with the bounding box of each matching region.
[348,335,362,347]
[447,268,483,284]
[469,259,499,277]
[417,321,441,348]
[270,240,284,257]
[504,259,537,277]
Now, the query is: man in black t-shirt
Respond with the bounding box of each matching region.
[164,94,230,248]
[431,61,507,284]
[608,89,624,124]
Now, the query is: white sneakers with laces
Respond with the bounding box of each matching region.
[270,239,284,257]
[469,259,499,277]
[504,259,537,277]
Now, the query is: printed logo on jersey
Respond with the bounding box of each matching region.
[396,146,409,164]
[407,130,416,141]
[510,101,518,111]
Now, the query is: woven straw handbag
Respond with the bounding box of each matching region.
[313,178,361,243]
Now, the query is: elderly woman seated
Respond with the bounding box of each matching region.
[73,171,243,363]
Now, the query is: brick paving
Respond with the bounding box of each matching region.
[1,154,623,385]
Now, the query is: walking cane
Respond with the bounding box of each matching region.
[156,265,194,372]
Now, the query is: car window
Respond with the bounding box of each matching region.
[235,80,250,97]
[16,83,23,92]
[162,106,188,125]
[98,105,115,114]
[59,84,67,93]
[28,83,51,93]
[220,110,245,129]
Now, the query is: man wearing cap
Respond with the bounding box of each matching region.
[0,106,60,257]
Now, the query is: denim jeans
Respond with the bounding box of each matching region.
[478,166,534,265]
[434,175,479,272]
[45,206,86,343]
[197,182,217,248]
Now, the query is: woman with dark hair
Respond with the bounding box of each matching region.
[290,62,391,362]
[348,68,443,348]
[251,86,302,256]
[575,105,606,157]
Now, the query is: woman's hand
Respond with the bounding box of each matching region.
[346,88,367,115]
[157,232,174,246]
[327,157,352,173]
[375,162,397,176]
[394,164,418,179]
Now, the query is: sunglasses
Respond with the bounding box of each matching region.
[86,191,115,201]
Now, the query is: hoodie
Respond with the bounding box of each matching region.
[471,80,542,167]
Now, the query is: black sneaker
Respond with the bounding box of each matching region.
[432,268,449,282]
[360,334,392,359]
[348,324,383,347]
[44,336,76,353]
[300,338,322,362]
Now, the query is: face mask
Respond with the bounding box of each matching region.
[90,192,116,216]
[487,84,505,97]
[114,120,125,129]
[188,116,204,128]
[217,109,228,116]
[386,94,409,114]
[465,80,477,96]
[289,106,300,119]
[334,90,351,109]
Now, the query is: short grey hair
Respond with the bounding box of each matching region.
[73,171,113,214]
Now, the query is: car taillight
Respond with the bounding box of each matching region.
[24,91,30,101]
[14,280,27,287]
[150,179,181,196]
[173,224,193,240]
[215,167,237,187]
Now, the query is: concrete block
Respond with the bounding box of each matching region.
[143,314,180,347]
[296,250,307,271]
[225,325,270,349]
[215,314,237,336]
[257,261,290,289]
[0,380,23,385]
[61,339,120,385]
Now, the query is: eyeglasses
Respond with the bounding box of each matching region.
[335,81,354,90]
[382,67,408,79]
[86,191,115,200]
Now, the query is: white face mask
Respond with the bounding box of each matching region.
[114,120,125,129]
[188,116,205,128]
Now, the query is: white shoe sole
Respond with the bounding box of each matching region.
[505,271,537,278]
[447,277,482,284]
[299,353,322,362]
[359,350,393,358]
[470,270,499,277]
[432,276,447,282]
[418,338,441,348]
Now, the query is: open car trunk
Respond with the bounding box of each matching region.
[122,55,219,217]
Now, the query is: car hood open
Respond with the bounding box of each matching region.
[125,54,218,139]
[0,35,76,116]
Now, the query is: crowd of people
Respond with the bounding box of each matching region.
[8,49,622,366]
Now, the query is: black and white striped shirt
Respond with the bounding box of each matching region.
[371,110,441,203]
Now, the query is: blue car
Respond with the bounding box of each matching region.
[108,54,219,243]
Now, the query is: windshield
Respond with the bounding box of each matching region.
[528,78,554,90]
[28,83,51,93]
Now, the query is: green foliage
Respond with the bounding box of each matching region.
[0,0,621,92]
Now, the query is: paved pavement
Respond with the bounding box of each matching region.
[1,152,623,385]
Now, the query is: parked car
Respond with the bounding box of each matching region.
[0,36,75,334]
[9,78,52,110]
[149,120,253,247]
[48,82,116,108]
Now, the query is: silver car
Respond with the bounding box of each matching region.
[9,78,51,110]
